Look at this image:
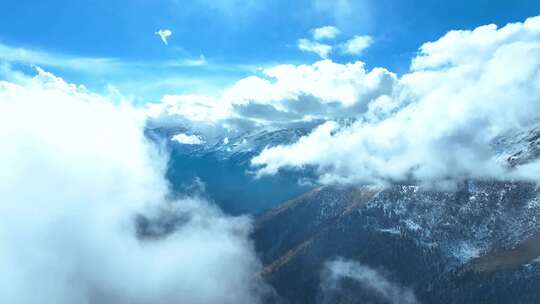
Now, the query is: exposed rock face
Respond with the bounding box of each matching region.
[253,182,540,304]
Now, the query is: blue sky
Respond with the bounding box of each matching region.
[1,0,539,101]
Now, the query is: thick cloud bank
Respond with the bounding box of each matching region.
[0,69,269,304]
[320,259,419,304]
[147,60,396,142]
[252,15,540,185]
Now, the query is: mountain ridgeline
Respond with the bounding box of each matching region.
[149,122,540,303]
[251,124,540,303]
[145,124,320,215]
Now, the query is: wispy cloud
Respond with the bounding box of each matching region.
[166,54,207,67]
[297,39,332,58]
[0,43,251,100]
[321,258,420,304]
[155,29,173,45]
[311,0,374,31]
[0,43,122,73]
[340,35,373,56]
[312,26,341,40]
[0,43,214,74]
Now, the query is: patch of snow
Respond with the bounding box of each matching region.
[451,242,481,262]
[402,219,421,231]
[377,228,401,235]
[171,133,204,145]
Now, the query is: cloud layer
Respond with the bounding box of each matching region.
[0,68,269,303]
[146,15,540,187]
[252,15,540,186]
[147,60,396,140]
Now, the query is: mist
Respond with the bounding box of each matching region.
[320,258,420,304]
[0,68,270,304]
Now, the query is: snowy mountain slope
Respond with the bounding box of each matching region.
[252,124,540,304]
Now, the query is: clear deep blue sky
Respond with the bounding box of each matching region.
[1,0,539,100]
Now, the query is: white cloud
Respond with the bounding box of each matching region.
[410,18,540,72]
[252,15,540,186]
[0,43,210,75]
[312,26,341,40]
[155,29,173,45]
[0,68,270,304]
[184,54,207,66]
[224,60,394,108]
[341,35,373,56]
[147,93,231,123]
[147,59,397,138]
[172,133,205,145]
[321,258,419,304]
[0,43,121,73]
[297,38,333,59]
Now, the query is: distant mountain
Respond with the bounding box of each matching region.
[145,122,322,215]
[252,126,540,304]
[253,182,540,303]
[145,119,540,302]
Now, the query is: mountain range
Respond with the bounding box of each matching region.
[149,121,540,303]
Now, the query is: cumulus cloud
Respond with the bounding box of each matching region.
[341,35,373,55]
[312,26,341,40]
[252,15,540,186]
[320,258,420,304]
[298,39,333,59]
[146,59,397,144]
[172,133,205,145]
[0,68,270,303]
[224,60,395,110]
[155,29,173,45]
[148,60,397,122]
